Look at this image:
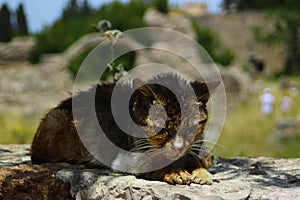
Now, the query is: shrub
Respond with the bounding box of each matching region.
[192,21,234,67]
[30,0,149,63]
[152,0,169,13]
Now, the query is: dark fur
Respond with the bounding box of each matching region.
[31,73,217,184]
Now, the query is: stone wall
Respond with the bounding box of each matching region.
[0,37,35,65]
[196,12,286,75]
[274,118,300,141]
[0,62,72,114]
[0,144,299,199]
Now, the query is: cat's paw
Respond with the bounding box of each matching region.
[163,169,192,185]
[190,168,212,185]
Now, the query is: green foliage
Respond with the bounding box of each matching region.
[97,1,148,31]
[62,0,84,20]
[30,15,95,63]
[247,0,300,74]
[16,4,29,36]
[252,25,286,45]
[68,46,135,81]
[0,4,13,42]
[152,0,169,13]
[214,49,235,66]
[224,0,300,74]
[68,47,94,78]
[222,0,286,11]
[100,51,135,81]
[192,22,234,66]
[82,0,92,16]
[30,0,149,63]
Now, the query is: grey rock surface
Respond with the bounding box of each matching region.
[274,118,300,141]
[0,144,299,200]
[0,62,72,114]
[0,37,35,64]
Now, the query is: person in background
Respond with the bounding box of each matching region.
[260,88,275,115]
[281,95,292,113]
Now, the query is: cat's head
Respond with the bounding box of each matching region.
[130,73,219,160]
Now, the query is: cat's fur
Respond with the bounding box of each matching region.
[31,73,218,185]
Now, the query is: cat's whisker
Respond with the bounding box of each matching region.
[191,146,207,152]
[191,142,224,151]
[131,146,152,152]
[132,139,149,146]
[131,142,149,148]
[130,145,151,152]
[192,139,226,150]
[130,144,161,152]
[130,139,151,151]
[191,144,219,151]
[190,151,209,158]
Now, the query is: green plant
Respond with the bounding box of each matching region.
[100,51,135,81]
[192,21,234,67]
[68,20,136,81]
[30,15,95,63]
[214,49,235,66]
[152,0,169,13]
[68,47,94,78]
[30,0,149,63]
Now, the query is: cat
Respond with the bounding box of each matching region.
[31,73,218,185]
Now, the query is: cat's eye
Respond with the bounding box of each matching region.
[199,118,208,124]
[159,128,170,136]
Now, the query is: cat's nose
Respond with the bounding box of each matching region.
[172,137,184,154]
[173,146,183,154]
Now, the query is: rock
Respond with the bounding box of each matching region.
[0,63,72,114]
[195,12,286,75]
[219,67,252,105]
[0,145,299,200]
[260,187,300,200]
[0,37,35,64]
[144,9,196,38]
[0,145,76,200]
[274,118,300,141]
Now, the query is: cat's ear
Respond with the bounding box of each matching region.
[132,79,155,100]
[191,81,220,104]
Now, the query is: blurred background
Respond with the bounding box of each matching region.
[0,0,299,158]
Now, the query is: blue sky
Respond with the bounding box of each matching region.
[0,0,222,33]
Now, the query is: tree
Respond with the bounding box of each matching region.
[30,0,153,63]
[16,3,29,35]
[62,0,79,19]
[152,0,169,13]
[0,4,13,42]
[82,0,92,15]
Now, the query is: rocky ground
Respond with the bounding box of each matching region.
[0,144,299,200]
